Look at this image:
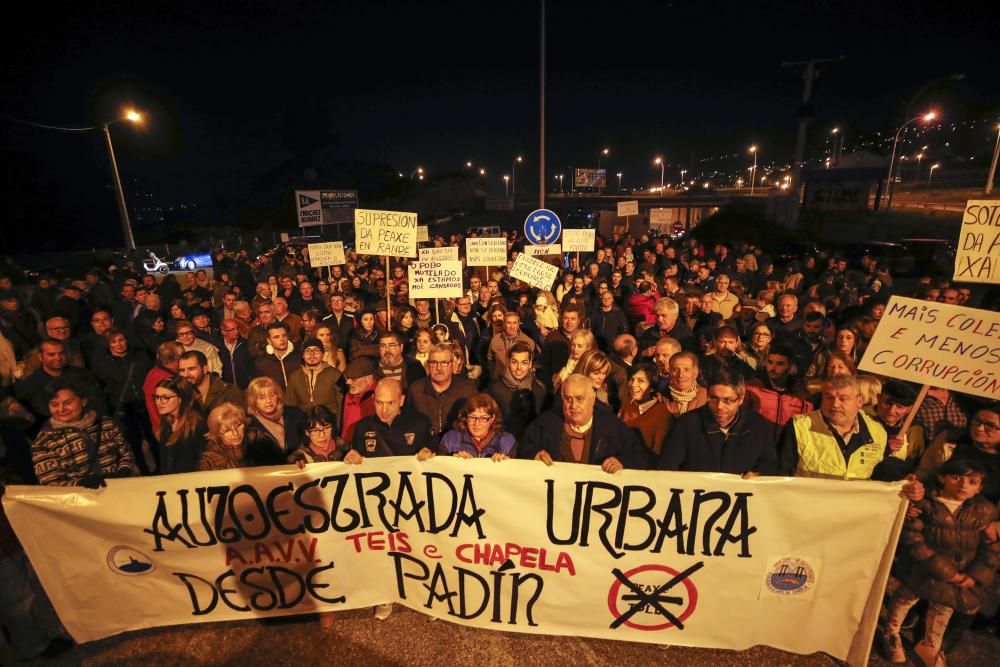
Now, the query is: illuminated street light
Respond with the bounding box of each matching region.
[410,166,424,179]
[885,111,936,211]
[479,168,486,176]
[653,157,664,190]
[97,109,144,251]
[927,163,940,189]
[830,128,843,166]
[465,160,473,168]
[616,172,622,191]
[749,145,758,195]
[512,155,523,198]
[557,173,564,193]
[914,152,925,183]
[503,174,510,197]
[986,124,1000,195]
[598,147,609,171]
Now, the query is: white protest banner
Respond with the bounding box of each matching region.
[562,229,595,253]
[307,242,345,267]
[354,209,418,257]
[417,225,429,243]
[524,243,562,257]
[295,190,322,227]
[408,260,464,299]
[466,238,507,267]
[858,295,1000,400]
[279,232,290,243]
[510,253,560,290]
[953,200,1000,284]
[419,246,459,262]
[649,208,672,227]
[617,200,639,217]
[4,460,903,666]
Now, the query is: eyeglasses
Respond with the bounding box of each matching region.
[708,395,741,405]
[467,415,494,424]
[971,418,1000,434]
[153,394,178,402]
[177,331,195,337]
[428,360,452,367]
[379,343,400,349]
[753,332,772,338]
[307,424,333,434]
[48,326,70,332]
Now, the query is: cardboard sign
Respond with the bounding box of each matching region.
[354,209,418,257]
[562,229,595,253]
[4,458,903,667]
[510,253,560,290]
[649,208,672,226]
[617,200,639,217]
[466,238,507,267]
[307,242,346,267]
[417,225,430,243]
[419,246,459,262]
[408,260,464,299]
[953,200,1000,284]
[858,296,1000,400]
[523,243,562,257]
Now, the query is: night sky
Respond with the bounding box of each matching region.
[1,0,997,251]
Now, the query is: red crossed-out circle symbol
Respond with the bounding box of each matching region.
[607,563,701,631]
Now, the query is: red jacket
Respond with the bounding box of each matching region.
[745,380,812,443]
[627,291,660,326]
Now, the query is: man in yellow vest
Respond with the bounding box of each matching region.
[779,375,921,499]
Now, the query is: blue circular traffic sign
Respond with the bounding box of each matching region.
[524,209,562,245]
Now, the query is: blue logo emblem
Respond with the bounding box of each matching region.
[524,209,562,245]
[765,557,814,595]
[107,546,157,576]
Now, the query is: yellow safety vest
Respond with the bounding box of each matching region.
[792,411,898,480]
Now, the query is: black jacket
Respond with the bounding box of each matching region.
[218,336,252,390]
[244,406,307,464]
[657,404,779,475]
[487,377,547,439]
[92,350,153,411]
[519,409,649,469]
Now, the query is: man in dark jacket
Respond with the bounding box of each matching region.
[218,319,252,390]
[637,297,694,357]
[539,306,582,391]
[657,368,778,475]
[520,374,648,471]
[405,344,476,438]
[252,322,301,389]
[590,290,629,352]
[488,342,547,440]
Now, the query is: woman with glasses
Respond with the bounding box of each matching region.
[438,393,515,460]
[198,402,248,471]
[153,377,206,475]
[289,405,344,465]
[243,376,306,464]
[32,378,137,486]
[918,403,1000,503]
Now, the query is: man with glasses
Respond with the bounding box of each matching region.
[865,380,925,467]
[42,317,84,369]
[375,331,425,391]
[323,293,355,349]
[175,320,222,376]
[658,368,778,475]
[285,338,343,423]
[217,318,251,390]
[405,343,475,438]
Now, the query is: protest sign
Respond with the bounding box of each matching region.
[297,190,357,228]
[419,246,459,262]
[617,200,639,217]
[354,209,418,257]
[523,243,562,257]
[466,238,507,267]
[858,295,1000,400]
[562,229,595,253]
[417,225,429,243]
[509,253,560,290]
[408,260,464,299]
[953,199,1000,284]
[4,460,903,667]
[649,208,672,227]
[307,242,345,267]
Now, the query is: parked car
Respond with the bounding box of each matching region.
[563,210,598,229]
[175,252,213,271]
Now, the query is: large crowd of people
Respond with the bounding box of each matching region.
[0,227,998,663]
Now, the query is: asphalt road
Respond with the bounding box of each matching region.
[39,604,1000,666]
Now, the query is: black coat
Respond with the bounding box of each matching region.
[657,404,779,475]
[487,377,547,440]
[244,406,307,464]
[519,409,649,469]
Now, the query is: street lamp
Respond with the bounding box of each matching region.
[914,153,924,183]
[749,145,758,195]
[410,167,424,179]
[503,175,510,197]
[479,168,486,176]
[102,110,143,251]
[598,147,609,171]
[986,124,1000,195]
[927,163,940,189]
[557,173,564,193]
[885,112,936,211]
[680,169,687,185]
[653,157,664,190]
[831,128,843,166]
[512,155,523,197]
[616,172,622,191]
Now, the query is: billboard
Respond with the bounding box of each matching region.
[296,190,358,228]
[574,169,607,188]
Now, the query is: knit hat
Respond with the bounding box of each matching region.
[301,337,324,354]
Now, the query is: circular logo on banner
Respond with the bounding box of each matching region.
[107,546,157,576]
[523,209,562,245]
[765,557,815,595]
[607,563,700,631]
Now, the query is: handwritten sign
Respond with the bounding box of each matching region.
[562,229,595,253]
[419,246,459,262]
[510,253,560,290]
[523,243,562,257]
[649,208,673,226]
[354,209,418,258]
[408,260,464,299]
[4,459,902,667]
[953,200,1000,284]
[417,225,429,243]
[307,242,345,267]
[858,296,1000,400]
[466,238,507,267]
[617,200,639,217]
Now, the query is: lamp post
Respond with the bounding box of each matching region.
[479,168,486,176]
[986,124,1000,195]
[511,155,523,200]
[653,157,664,191]
[914,153,924,183]
[831,128,843,166]
[410,167,424,179]
[100,111,143,251]
[680,169,686,186]
[927,163,940,189]
[557,173,564,193]
[616,172,622,191]
[885,112,936,211]
[598,147,609,171]
[749,145,758,195]
[503,175,510,197]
